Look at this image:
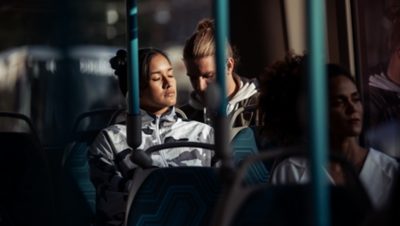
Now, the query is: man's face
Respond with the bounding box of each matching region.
[184,56,217,99]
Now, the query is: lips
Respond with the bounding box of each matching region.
[165,91,175,97]
[348,118,361,124]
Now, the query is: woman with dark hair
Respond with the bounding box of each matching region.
[89,48,215,226]
[259,56,399,209]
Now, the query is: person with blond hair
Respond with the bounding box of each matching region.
[180,18,261,127]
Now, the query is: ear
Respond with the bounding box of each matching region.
[226,57,235,75]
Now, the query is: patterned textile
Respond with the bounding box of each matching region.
[88,107,214,226]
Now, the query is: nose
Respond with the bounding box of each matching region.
[345,101,357,115]
[197,77,208,92]
[162,76,173,89]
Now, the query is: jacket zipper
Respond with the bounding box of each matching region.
[155,116,168,167]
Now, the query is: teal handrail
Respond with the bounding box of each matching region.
[126,0,141,149]
[307,0,330,226]
[214,0,229,116]
[213,0,232,167]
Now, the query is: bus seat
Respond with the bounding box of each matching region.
[230,185,370,226]
[59,109,120,226]
[0,112,54,226]
[211,149,372,226]
[125,167,221,226]
[61,140,96,226]
[72,108,121,139]
[231,127,269,184]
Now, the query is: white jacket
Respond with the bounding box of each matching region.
[88,107,214,226]
[271,148,399,209]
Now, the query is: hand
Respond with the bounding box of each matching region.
[129,148,153,169]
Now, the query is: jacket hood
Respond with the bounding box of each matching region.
[369,73,400,93]
[228,76,259,105]
[187,74,259,110]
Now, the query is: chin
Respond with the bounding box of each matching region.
[346,130,361,137]
[165,101,176,107]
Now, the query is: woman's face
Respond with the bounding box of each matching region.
[140,53,176,115]
[329,76,363,137]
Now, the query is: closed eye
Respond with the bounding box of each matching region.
[351,93,361,102]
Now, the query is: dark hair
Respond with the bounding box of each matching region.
[327,64,355,83]
[326,64,359,91]
[259,53,307,146]
[110,48,171,96]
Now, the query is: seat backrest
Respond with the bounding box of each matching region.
[231,127,269,184]
[230,184,371,226]
[126,167,221,226]
[73,108,121,135]
[61,141,96,225]
[0,132,55,226]
[58,109,119,226]
[211,149,372,226]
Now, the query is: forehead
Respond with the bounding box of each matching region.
[329,76,358,95]
[185,56,215,73]
[149,53,171,70]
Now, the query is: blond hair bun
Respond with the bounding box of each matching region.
[196,19,214,32]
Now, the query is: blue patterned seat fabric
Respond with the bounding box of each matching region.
[61,135,97,226]
[126,167,221,226]
[231,127,269,184]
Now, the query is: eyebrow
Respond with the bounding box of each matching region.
[187,71,214,77]
[150,68,173,75]
[331,91,359,99]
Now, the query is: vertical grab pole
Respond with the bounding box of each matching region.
[214,0,232,170]
[126,0,142,149]
[306,0,330,226]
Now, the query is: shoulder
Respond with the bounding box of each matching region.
[367,148,399,175]
[90,124,128,155]
[360,148,399,207]
[232,75,260,105]
[369,86,397,101]
[175,118,213,131]
[271,157,309,184]
[237,74,259,87]
[99,124,127,141]
[278,157,308,170]
[171,119,214,142]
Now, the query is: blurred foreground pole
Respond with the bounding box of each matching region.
[307,0,330,226]
[126,0,141,149]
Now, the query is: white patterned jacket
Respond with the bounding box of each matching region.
[88,107,215,226]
